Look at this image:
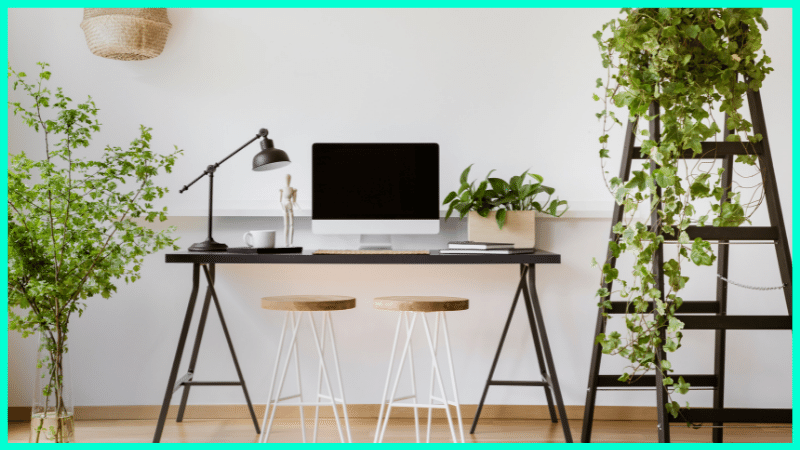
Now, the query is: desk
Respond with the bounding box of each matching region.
[154,250,572,442]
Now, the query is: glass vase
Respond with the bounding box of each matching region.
[30,330,75,443]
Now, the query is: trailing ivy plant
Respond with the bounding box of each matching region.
[7,62,182,442]
[443,165,568,229]
[591,8,770,421]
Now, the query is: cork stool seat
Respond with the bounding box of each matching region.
[373,296,469,312]
[373,296,468,443]
[261,295,356,312]
[258,295,355,443]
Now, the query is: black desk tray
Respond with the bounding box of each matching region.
[226,247,303,254]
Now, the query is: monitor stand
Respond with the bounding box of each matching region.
[358,234,393,250]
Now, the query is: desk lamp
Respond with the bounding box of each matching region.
[180,128,290,252]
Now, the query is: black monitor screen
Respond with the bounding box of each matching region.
[312,143,439,220]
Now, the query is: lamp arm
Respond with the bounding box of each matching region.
[179,129,268,193]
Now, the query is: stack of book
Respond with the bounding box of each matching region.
[438,241,536,254]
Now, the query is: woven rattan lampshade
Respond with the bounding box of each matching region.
[80,8,171,61]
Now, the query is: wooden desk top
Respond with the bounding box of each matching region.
[165,249,560,265]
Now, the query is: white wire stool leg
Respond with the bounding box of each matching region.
[292,313,306,443]
[307,311,347,443]
[377,312,418,443]
[374,311,404,443]
[403,312,421,443]
[262,311,303,443]
[259,312,289,443]
[324,311,353,443]
[426,311,440,443]
[420,313,458,443]
[441,312,465,443]
[312,313,327,443]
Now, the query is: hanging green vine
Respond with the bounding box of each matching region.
[592,8,771,420]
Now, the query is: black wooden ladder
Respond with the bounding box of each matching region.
[581,89,792,443]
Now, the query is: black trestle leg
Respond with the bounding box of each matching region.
[202,265,261,434]
[524,265,572,443]
[176,268,215,422]
[521,273,558,423]
[470,265,528,434]
[153,263,201,443]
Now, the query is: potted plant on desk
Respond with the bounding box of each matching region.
[7,62,182,442]
[443,165,568,248]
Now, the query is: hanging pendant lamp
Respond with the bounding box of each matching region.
[80,8,172,61]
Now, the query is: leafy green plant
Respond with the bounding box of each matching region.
[443,165,568,228]
[591,8,770,422]
[7,62,182,442]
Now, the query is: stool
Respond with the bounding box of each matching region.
[373,296,468,443]
[258,295,355,443]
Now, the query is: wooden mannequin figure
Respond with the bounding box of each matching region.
[279,174,299,247]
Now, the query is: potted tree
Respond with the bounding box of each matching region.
[443,165,568,248]
[591,8,772,420]
[8,62,182,442]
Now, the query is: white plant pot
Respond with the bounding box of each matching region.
[467,210,536,248]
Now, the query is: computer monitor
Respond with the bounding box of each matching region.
[312,143,440,249]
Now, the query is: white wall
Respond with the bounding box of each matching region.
[8,8,792,412]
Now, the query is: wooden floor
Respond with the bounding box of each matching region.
[8,418,791,443]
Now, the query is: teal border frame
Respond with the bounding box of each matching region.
[2,5,796,446]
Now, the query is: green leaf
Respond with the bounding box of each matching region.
[495,209,507,229]
[625,170,647,191]
[527,173,543,184]
[664,401,680,418]
[459,164,473,185]
[713,202,747,227]
[509,175,523,192]
[690,238,716,266]
[675,376,691,395]
[756,15,769,31]
[698,27,717,49]
[653,167,675,188]
[689,173,711,199]
[443,191,457,204]
[488,177,509,193]
[602,263,619,284]
[445,202,456,219]
[474,180,488,200]
[613,186,628,205]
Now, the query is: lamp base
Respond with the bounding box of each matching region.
[188,238,228,252]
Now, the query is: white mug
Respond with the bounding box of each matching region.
[243,230,276,248]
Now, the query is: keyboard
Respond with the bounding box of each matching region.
[313,249,430,255]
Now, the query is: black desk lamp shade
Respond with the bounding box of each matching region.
[253,138,291,171]
[180,128,290,252]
